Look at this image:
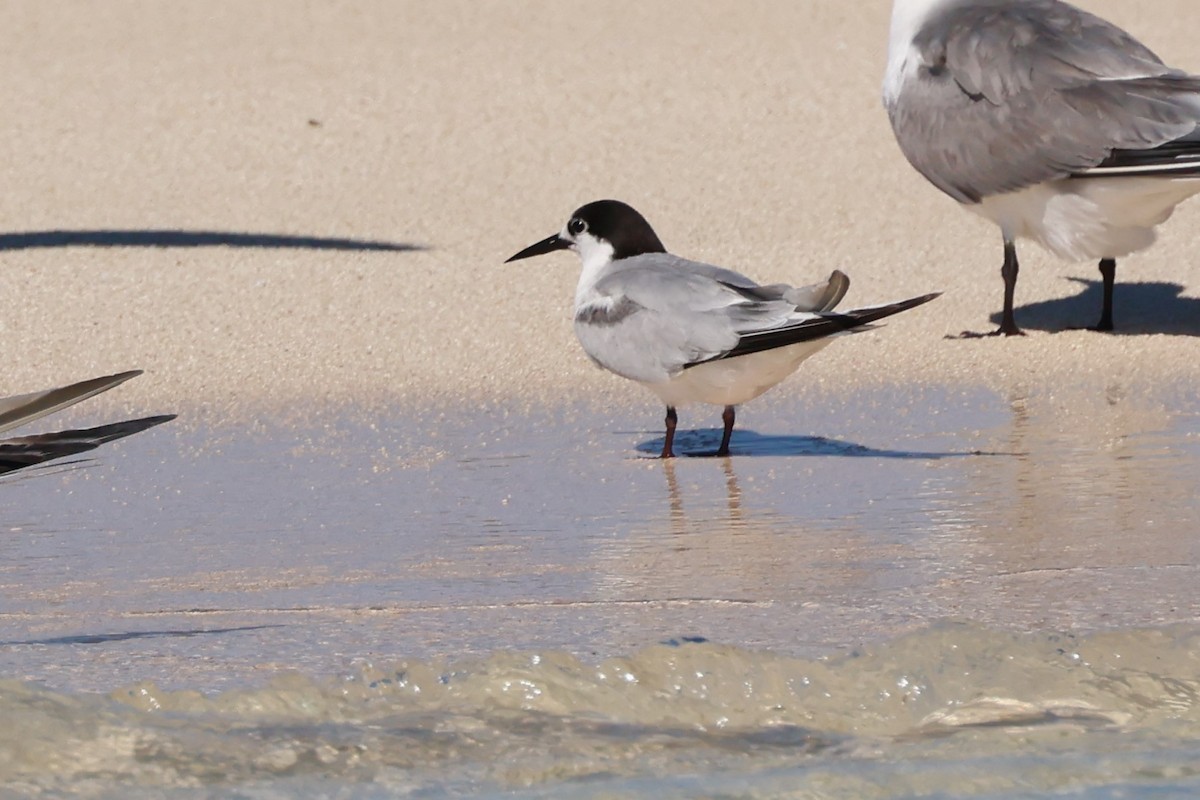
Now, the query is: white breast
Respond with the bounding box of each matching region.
[640,338,841,408]
[971,177,1200,260]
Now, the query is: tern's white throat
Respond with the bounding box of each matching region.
[572,234,616,309]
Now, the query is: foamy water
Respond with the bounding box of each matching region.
[2,384,1198,796]
[4,624,1200,797]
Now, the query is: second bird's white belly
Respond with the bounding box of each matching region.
[641,338,838,408]
[971,177,1200,261]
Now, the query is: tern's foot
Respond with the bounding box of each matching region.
[683,449,734,459]
[1061,323,1115,334]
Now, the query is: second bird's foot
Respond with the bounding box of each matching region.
[947,327,1026,339]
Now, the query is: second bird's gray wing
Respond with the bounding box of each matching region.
[574,262,800,384]
[890,0,1200,203]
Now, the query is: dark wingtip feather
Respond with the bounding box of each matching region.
[688,291,941,366]
[0,413,176,475]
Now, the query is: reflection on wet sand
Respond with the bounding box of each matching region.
[661,456,745,535]
[594,455,792,606]
[597,387,1200,646]
[592,452,933,650]
[928,388,1200,629]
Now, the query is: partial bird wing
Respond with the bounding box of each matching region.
[0,371,143,435]
[0,415,175,475]
[890,0,1200,202]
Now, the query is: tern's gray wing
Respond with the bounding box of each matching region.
[0,415,175,475]
[0,371,143,435]
[622,253,851,312]
[891,0,1200,202]
[667,258,761,289]
[575,262,801,383]
[711,268,850,311]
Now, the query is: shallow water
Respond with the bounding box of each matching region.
[2,384,1199,797]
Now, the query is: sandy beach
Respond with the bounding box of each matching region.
[0,0,1197,419]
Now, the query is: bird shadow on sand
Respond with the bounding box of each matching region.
[635,429,1007,459]
[995,279,1200,336]
[0,229,423,252]
[0,624,283,647]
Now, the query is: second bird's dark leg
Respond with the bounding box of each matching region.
[662,406,677,459]
[997,240,1025,336]
[1096,258,1116,332]
[717,405,735,457]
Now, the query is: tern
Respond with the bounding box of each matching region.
[0,370,175,475]
[884,0,1200,335]
[506,199,939,457]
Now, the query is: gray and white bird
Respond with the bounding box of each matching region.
[0,370,174,476]
[884,0,1200,335]
[506,200,939,457]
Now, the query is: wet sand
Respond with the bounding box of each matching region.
[0,1,1198,415]
[5,386,1199,693]
[3,389,1200,796]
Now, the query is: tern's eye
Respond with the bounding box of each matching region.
[567,217,587,236]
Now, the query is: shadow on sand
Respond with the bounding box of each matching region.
[636,428,1002,459]
[0,624,283,647]
[0,229,422,252]
[996,279,1200,336]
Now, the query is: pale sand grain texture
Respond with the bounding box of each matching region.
[0,1,1197,417]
